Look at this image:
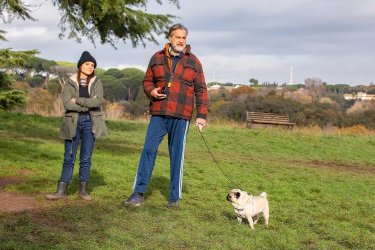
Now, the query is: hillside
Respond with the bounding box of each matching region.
[0,111,374,249]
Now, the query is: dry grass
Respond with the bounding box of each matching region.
[103,101,130,120]
[297,124,375,136]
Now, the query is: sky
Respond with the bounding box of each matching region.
[2,0,375,85]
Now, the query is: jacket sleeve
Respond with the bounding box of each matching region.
[75,78,104,108]
[62,83,89,112]
[143,58,156,99]
[194,59,208,119]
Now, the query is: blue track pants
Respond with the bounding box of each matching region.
[133,116,189,201]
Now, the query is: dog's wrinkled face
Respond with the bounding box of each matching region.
[226,188,249,205]
[226,189,241,203]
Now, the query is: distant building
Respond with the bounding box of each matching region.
[207,84,221,90]
[343,92,375,101]
[207,84,241,92]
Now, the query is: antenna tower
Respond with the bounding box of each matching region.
[289,66,294,85]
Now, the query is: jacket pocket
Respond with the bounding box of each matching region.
[180,63,196,86]
[60,113,75,138]
[151,63,165,80]
[92,112,107,138]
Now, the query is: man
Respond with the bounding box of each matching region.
[124,23,208,208]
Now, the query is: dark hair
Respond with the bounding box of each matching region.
[168,23,188,38]
[77,69,95,85]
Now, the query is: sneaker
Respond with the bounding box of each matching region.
[167,200,179,208]
[123,192,144,206]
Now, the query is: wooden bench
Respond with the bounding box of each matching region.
[246,111,295,129]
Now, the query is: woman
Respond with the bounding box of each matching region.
[46,51,107,201]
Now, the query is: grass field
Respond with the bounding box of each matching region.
[0,111,374,249]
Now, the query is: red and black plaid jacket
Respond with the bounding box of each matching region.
[143,43,208,120]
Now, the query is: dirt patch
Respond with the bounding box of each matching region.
[0,191,39,212]
[0,176,39,213]
[302,160,375,174]
[237,156,375,174]
[0,176,23,188]
[0,166,36,175]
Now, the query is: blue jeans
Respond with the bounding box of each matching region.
[60,114,95,182]
[133,116,189,201]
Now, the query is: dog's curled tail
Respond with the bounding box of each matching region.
[260,192,267,198]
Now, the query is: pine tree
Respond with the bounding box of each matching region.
[1,0,179,47]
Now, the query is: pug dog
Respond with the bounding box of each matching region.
[226,189,269,229]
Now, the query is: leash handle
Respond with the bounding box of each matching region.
[197,128,242,190]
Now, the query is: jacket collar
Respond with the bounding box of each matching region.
[162,43,191,72]
[69,73,97,86]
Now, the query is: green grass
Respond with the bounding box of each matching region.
[0,111,374,249]
[56,61,76,67]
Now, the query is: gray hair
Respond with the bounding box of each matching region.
[168,23,188,38]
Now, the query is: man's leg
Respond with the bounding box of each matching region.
[167,118,189,202]
[132,116,167,194]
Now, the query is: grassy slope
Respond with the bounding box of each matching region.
[0,111,374,249]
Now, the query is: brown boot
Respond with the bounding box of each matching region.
[45,181,68,200]
[79,181,92,201]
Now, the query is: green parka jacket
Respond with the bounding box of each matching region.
[60,74,108,139]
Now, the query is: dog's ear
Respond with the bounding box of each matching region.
[235,192,241,199]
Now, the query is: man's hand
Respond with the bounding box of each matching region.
[71,98,76,103]
[150,87,167,100]
[196,118,206,132]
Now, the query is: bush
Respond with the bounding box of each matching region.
[27,75,45,88]
[245,96,301,122]
[0,90,26,110]
[46,79,62,95]
[0,72,12,90]
[25,88,56,115]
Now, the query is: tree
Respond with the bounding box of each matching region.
[0,49,38,68]
[49,65,76,89]
[0,30,6,41]
[0,1,38,67]
[249,78,258,86]
[208,88,231,102]
[304,77,326,103]
[231,86,257,102]
[24,57,58,88]
[104,68,124,79]
[0,0,35,111]
[0,0,34,23]
[25,57,57,76]
[1,0,180,47]
[0,89,26,110]
[101,75,123,101]
[121,68,145,101]
[0,71,11,90]
[0,49,31,110]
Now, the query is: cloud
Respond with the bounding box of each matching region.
[2,0,375,85]
[6,27,48,39]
